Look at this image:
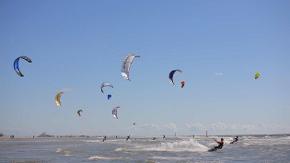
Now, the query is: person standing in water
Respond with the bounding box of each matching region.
[208,138,224,152]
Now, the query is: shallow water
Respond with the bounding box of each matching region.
[1,135,290,163]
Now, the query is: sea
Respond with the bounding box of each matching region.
[1,135,290,163]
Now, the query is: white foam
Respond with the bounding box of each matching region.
[56,148,72,156]
[88,155,121,160]
[55,148,63,153]
[224,137,234,144]
[152,156,191,161]
[82,140,101,143]
[115,147,124,151]
[149,140,209,152]
[241,136,290,146]
[116,139,209,152]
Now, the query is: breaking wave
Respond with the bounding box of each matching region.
[88,155,122,160]
[56,148,72,156]
[115,139,209,152]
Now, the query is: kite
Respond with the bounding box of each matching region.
[169,69,182,85]
[13,56,32,77]
[112,106,120,119]
[55,92,64,107]
[121,54,140,80]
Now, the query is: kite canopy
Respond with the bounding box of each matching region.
[13,56,32,77]
[100,82,114,100]
[121,54,140,80]
[55,92,64,107]
[77,109,83,117]
[255,72,261,80]
[100,82,114,94]
[169,69,183,85]
[112,106,120,119]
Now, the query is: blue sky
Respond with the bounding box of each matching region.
[1,0,290,136]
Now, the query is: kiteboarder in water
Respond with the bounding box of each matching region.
[230,136,239,144]
[102,136,107,142]
[208,138,224,152]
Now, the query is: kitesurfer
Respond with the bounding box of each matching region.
[102,136,107,142]
[230,136,238,144]
[208,138,224,152]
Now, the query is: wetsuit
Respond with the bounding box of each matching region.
[126,136,130,141]
[209,140,224,152]
[215,141,223,149]
[230,137,238,144]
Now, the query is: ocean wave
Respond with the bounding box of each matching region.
[241,136,290,146]
[82,140,101,143]
[116,139,209,152]
[88,155,122,160]
[280,136,290,140]
[151,156,192,161]
[56,148,72,156]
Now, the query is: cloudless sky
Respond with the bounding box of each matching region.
[1,0,290,136]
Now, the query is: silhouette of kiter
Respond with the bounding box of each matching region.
[208,138,224,152]
[126,135,130,141]
[230,136,239,144]
[102,136,107,142]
